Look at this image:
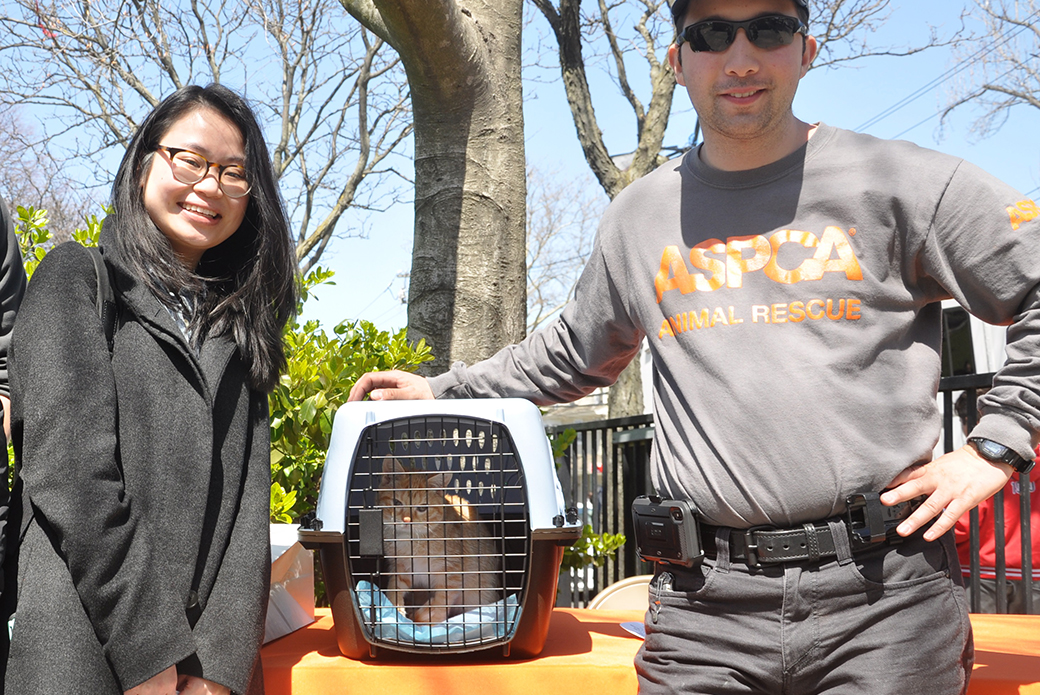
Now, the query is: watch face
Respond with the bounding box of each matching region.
[971,438,1034,473]
[977,439,1009,460]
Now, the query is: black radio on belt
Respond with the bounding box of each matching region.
[632,495,704,567]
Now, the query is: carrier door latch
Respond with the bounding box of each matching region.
[358,508,385,557]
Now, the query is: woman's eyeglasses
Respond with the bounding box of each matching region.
[677,15,807,53]
[156,146,252,198]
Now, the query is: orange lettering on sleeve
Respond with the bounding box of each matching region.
[1008,199,1040,231]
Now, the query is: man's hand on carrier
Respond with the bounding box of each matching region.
[348,370,435,402]
[880,445,1013,542]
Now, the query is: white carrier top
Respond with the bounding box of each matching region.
[314,398,580,537]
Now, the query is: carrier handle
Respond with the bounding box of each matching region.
[298,529,344,550]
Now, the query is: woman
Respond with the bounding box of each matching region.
[4,84,297,694]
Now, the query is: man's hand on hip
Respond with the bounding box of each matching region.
[348,370,434,402]
[881,445,1013,541]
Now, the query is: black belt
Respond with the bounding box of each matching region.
[700,494,924,567]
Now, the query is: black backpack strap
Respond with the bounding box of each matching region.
[87,246,118,352]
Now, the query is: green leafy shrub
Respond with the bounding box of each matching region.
[15,204,104,280]
[559,524,626,573]
[70,211,105,248]
[548,427,577,461]
[269,483,298,524]
[267,270,433,521]
[16,206,56,279]
[266,272,432,606]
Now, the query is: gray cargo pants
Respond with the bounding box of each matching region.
[635,522,973,694]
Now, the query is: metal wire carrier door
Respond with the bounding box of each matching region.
[345,414,530,651]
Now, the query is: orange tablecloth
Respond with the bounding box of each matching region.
[261,608,1040,694]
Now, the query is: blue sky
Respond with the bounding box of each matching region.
[300,1,1040,332]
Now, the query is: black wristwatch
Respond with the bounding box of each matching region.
[968,437,1035,474]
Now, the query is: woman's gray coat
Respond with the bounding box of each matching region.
[4,235,270,694]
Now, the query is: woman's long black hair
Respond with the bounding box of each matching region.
[109,84,298,393]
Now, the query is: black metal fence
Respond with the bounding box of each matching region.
[551,413,655,607]
[551,372,1037,614]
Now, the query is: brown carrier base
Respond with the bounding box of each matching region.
[314,538,566,660]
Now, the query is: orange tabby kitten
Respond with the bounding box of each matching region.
[379,458,502,623]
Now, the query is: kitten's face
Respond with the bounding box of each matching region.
[380,458,451,523]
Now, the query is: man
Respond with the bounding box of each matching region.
[350,0,1040,692]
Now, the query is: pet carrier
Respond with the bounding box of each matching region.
[299,398,582,659]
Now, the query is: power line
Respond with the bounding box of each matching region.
[528,252,593,273]
[354,279,396,317]
[855,8,1040,134]
[370,301,407,328]
[889,66,1019,139]
[890,112,942,140]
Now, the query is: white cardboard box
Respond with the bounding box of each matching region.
[264,523,316,643]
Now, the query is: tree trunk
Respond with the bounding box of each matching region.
[608,355,644,418]
[532,0,674,417]
[342,0,527,373]
[532,0,676,199]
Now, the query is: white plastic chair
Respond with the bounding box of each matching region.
[586,575,653,610]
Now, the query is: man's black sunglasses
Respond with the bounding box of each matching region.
[677,15,807,53]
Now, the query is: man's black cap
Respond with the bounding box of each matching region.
[670,0,810,30]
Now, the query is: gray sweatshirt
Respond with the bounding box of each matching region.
[430,124,1040,528]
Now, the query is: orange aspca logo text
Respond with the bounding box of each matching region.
[657,297,862,339]
[1008,199,1039,231]
[654,227,863,303]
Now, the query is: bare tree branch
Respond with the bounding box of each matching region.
[941,0,1040,139]
[293,31,414,272]
[0,0,413,270]
[357,0,491,107]
[531,0,655,198]
[0,107,96,240]
[809,0,954,71]
[340,0,393,45]
[525,166,605,332]
[598,0,644,125]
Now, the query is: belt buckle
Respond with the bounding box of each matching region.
[742,525,774,568]
[845,492,887,546]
